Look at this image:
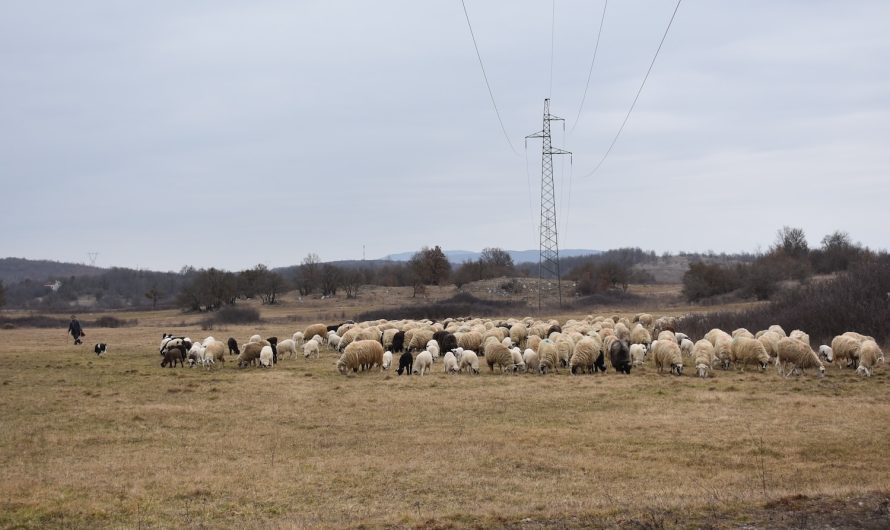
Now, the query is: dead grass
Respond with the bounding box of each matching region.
[1,299,889,529]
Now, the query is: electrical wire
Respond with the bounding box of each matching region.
[460,0,519,155]
[570,0,608,133]
[580,0,683,178]
[549,0,556,98]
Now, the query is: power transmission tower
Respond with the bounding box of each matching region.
[526,98,571,310]
[87,252,99,267]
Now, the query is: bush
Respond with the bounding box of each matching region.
[90,316,137,328]
[0,315,68,328]
[354,292,525,321]
[682,262,743,302]
[212,306,262,325]
[573,290,645,309]
[678,255,890,346]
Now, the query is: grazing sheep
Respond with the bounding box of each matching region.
[426,339,441,360]
[629,344,648,366]
[161,346,184,368]
[203,340,226,368]
[675,332,690,344]
[705,328,731,347]
[397,351,414,375]
[391,331,406,353]
[730,336,771,371]
[525,335,542,353]
[186,342,206,367]
[613,322,631,343]
[691,339,716,378]
[406,329,435,353]
[522,349,540,373]
[237,342,265,368]
[382,350,393,370]
[789,329,810,347]
[259,345,274,368]
[538,339,560,374]
[856,340,883,377]
[607,337,632,374]
[457,349,480,375]
[248,334,262,344]
[304,324,327,344]
[457,331,483,353]
[732,328,754,340]
[831,335,862,368]
[412,351,433,375]
[432,331,458,356]
[652,339,683,376]
[757,331,783,363]
[555,338,574,368]
[226,337,240,355]
[443,351,460,373]
[510,323,528,349]
[768,325,787,337]
[657,330,676,343]
[629,324,652,351]
[776,337,825,377]
[484,342,514,373]
[817,345,834,363]
[509,347,526,373]
[276,339,298,359]
[336,340,385,375]
[713,336,733,370]
[679,338,694,358]
[292,332,304,347]
[326,331,341,351]
[303,339,320,359]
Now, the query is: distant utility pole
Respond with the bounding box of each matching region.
[526,98,571,310]
[87,252,99,267]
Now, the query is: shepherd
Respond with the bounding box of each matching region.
[68,315,85,345]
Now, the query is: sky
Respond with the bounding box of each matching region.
[2,1,888,272]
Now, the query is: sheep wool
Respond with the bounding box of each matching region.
[458,349,480,374]
[538,339,560,374]
[484,342,514,373]
[382,350,393,370]
[652,339,683,376]
[522,349,540,373]
[337,340,385,375]
[629,324,651,348]
[202,341,226,368]
[831,335,862,368]
[856,340,883,377]
[276,339,298,359]
[629,344,647,367]
[509,323,528,349]
[569,336,600,374]
[303,324,327,343]
[237,342,264,367]
[259,345,274,368]
[412,351,433,375]
[443,351,460,374]
[691,339,716,378]
[303,339,320,359]
[776,337,825,377]
[729,336,771,371]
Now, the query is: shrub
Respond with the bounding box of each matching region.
[90,316,137,328]
[212,306,261,325]
[678,255,890,346]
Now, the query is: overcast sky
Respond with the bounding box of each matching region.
[2,1,888,271]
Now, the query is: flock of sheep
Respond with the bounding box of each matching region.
[156,313,885,379]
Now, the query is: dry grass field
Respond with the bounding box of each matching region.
[2,292,889,529]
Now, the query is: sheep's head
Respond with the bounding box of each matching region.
[817,365,826,377]
[696,363,709,378]
[672,363,683,376]
[336,360,348,375]
[818,345,833,363]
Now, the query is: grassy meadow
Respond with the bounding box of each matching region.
[1,290,889,529]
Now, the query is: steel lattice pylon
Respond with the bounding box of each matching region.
[527,98,571,310]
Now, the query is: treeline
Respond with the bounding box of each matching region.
[682,228,879,302]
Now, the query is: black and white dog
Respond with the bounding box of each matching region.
[94,343,107,356]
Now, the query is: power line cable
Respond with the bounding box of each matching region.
[580,0,683,178]
[460,0,519,155]
[570,0,608,133]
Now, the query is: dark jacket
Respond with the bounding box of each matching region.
[68,319,83,338]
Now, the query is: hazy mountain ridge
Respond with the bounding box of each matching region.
[0,258,105,284]
[380,249,601,264]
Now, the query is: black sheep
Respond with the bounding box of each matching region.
[609,340,632,374]
[593,351,607,373]
[397,351,413,376]
[161,346,184,368]
[227,337,240,355]
[547,324,562,337]
[391,331,406,353]
[432,331,458,356]
[267,337,279,364]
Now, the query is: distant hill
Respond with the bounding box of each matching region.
[380,249,601,265]
[0,258,105,284]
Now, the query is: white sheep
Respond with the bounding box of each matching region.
[276,339,298,359]
[789,329,810,347]
[691,339,716,378]
[292,331,305,347]
[327,331,341,351]
[856,340,883,377]
[817,345,833,363]
[510,346,526,373]
[413,350,433,375]
[522,348,540,373]
[652,339,683,376]
[382,350,393,370]
[831,334,862,368]
[776,337,825,377]
[259,345,274,368]
[679,338,694,357]
[457,349,480,374]
[629,343,648,366]
[426,339,440,360]
[729,336,771,371]
[303,339,320,359]
[443,351,460,374]
[187,342,206,367]
[248,334,261,344]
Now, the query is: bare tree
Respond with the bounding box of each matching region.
[295,253,321,295]
[774,226,809,259]
[342,269,363,299]
[144,286,161,309]
[320,264,341,297]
